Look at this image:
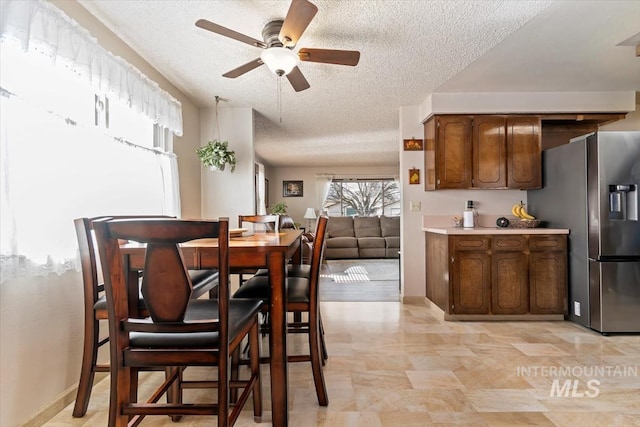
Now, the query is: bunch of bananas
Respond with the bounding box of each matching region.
[511,201,536,220]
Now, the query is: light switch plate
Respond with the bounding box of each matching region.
[410,201,421,212]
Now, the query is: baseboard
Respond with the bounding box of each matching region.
[20,373,108,427]
[444,313,565,321]
[402,296,427,305]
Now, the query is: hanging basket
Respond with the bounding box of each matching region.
[196,140,236,173]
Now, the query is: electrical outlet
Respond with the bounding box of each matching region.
[410,201,421,212]
[574,301,581,317]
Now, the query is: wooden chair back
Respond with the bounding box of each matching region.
[94,218,229,329]
[308,216,328,313]
[238,214,279,233]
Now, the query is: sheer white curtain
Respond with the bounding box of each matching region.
[0,1,182,283]
[0,92,177,283]
[315,174,333,215]
[0,0,183,135]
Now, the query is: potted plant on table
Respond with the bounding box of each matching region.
[196,139,237,172]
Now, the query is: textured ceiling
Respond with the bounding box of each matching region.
[77,0,640,167]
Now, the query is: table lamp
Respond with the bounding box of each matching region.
[303,207,317,230]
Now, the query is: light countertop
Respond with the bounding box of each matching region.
[423,227,569,235]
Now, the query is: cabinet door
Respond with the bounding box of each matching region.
[451,250,491,314]
[492,252,528,314]
[529,251,567,314]
[473,116,507,188]
[507,116,541,189]
[424,117,436,191]
[436,116,472,189]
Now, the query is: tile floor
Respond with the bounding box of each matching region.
[46,300,640,427]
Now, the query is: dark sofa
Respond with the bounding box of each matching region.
[324,216,400,259]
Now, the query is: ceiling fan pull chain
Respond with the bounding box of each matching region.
[214,95,221,141]
[278,76,283,124]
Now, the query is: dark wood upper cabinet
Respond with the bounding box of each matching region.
[473,116,507,188]
[425,114,539,190]
[437,116,472,189]
[506,116,541,189]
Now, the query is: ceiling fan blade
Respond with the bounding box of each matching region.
[223,58,264,78]
[196,19,266,49]
[279,0,318,47]
[298,48,360,66]
[286,66,310,92]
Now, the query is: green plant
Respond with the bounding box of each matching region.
[270,202,287,215]
[195,139,237,172]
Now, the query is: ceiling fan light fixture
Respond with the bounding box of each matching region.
[260,47,298,76]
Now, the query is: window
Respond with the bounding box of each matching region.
[0,43,179,283]
[323,179,400,217]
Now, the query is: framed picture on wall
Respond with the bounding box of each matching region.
[403,138,423,151]
[409,168,420,185]
[265,178,269,208]
[283,180,303,197]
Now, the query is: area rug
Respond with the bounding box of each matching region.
[321,259,399,283]
[319,259,400,302]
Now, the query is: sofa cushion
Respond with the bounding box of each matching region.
[384,236,400,249]
[380,215,400,237]
[327,216,355,238]
[357,237,385,249]
[354,216,381,238]
[324,247,359,259]
[326,236,358,248]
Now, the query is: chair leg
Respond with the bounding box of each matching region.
[73,317,101,417]
[308,311,329,406]
[230,347,240,403]
[110,366,133,427]
[319,312,328,363]
[249,321,262,421]
[167,367,182,422]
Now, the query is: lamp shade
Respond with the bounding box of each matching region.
[303,208,317,219]
[260,47,298,76]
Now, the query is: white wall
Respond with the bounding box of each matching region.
[200,107,255,224]
[0,2,204,426]
[601,92,640,131]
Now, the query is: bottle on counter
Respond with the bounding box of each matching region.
[463,200,474,229]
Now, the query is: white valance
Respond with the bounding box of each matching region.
[0,0,183,135]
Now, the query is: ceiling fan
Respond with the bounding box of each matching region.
[195,0,360,92]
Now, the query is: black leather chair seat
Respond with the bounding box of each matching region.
[254,264,311,279]
[129,299,263,348]
[233,276,310,304]
[93,269,219,311]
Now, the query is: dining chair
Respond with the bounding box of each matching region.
[72,216,219,418]
[233,215,330,406]
[93,217,262,427]
[233,215,280,285]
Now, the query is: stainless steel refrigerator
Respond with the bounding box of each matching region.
[528,131,640,334]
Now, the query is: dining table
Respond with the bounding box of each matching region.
[120,228,303,427]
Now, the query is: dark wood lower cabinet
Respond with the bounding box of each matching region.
[529,251,567,314]
[425,232,567,318]
[452,251,491,314]
[492,252,529,314]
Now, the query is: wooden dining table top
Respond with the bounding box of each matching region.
[120,229,303,267]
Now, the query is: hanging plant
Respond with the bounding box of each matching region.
[196,139,237,172]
